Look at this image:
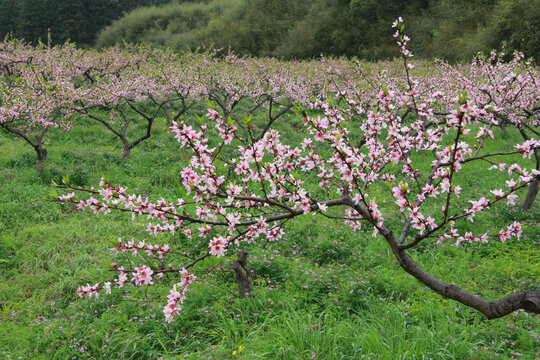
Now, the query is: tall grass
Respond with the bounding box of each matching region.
[0,111,538,359]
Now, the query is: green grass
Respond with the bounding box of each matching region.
[0,108,539,359]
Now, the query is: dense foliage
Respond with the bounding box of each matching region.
[2,0,538,62]
[0,0,171,46]
[95,0,540,63]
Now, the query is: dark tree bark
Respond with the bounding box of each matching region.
[83,102,158,161]
[231,248,254,297]
[256,98,293,141]
[0,123,49,172]
[394,248,540,319]
[345,197,540,320]
[122,141,131,161]
[35,146,48,173]
[522,177,539,211]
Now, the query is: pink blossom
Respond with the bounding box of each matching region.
[132,265,154,286]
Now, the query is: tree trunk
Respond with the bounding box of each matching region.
[522,177,539,211]
[231,248,253,297]
[395,249,540,319]
[347,198,540,319]
[122,143,131,160]
[0,124,49,172]
[35,146,48,173]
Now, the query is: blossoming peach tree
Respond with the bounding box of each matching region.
[56,18,540,322]
[0,41,78,171]
[0,40,343,169]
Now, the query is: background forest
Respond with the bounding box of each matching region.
[0,0,539,63]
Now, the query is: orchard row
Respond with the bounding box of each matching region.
[1,37,537,170]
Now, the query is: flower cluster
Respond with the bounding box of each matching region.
[163,269,197,323]
[77,283,100,298]
[132,266,154,286]
[111,238,170,258]
[392,17,413,58]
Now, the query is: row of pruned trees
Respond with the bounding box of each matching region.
[0,41,352,169]
[1,40,538,207]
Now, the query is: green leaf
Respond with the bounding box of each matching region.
[458,91,468,104]
[293,104,304,115]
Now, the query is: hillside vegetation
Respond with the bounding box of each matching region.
[96,0,540,62]
[1,0,538,62]
[0,0,171,46]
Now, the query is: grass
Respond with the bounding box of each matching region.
[0,106,538,359]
